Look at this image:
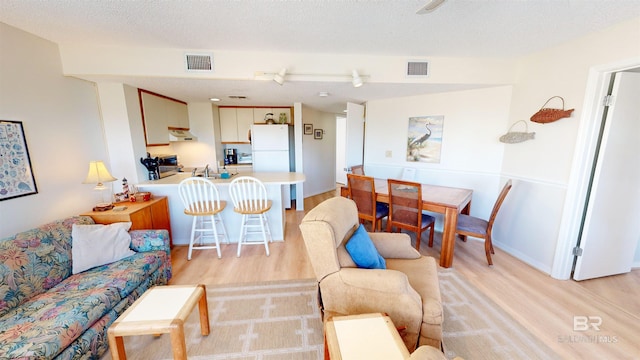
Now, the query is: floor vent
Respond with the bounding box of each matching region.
[406,61,429,77]
[185,53,213,72]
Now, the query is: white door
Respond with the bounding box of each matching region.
[336,102,365,185]
[336,116,347,184]
[573,72,640,281]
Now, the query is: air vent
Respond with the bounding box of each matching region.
[185,53,213,72]
[228,95,247,99]
[406,61,429,77]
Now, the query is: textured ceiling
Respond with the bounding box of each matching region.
[2,0,640,112]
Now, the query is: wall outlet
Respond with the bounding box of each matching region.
[385,150,392,158]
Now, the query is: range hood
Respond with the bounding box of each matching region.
[168,129,197,142]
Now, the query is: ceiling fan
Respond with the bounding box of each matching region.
[416,0,446,14]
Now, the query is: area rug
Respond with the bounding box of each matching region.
[101,273,558,360]
[439,269,559,359]
[101,279,324,360]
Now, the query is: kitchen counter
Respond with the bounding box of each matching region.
[136,172,305,247]
[139,172,305,186]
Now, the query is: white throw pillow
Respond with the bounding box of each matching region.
[72,222,135,274]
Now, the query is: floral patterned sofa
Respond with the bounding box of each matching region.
[0,216,172,360]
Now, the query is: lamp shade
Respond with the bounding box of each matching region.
[83,161,117,189]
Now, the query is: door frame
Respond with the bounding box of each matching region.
[551,57,640,280]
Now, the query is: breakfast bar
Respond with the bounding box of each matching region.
[136,172,305,246]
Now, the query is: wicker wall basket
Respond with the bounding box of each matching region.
[530,96,574,124]
[499,120,535,144]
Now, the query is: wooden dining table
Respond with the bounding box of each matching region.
[341,179,473,268]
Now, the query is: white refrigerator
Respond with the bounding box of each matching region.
[251,124,294,207]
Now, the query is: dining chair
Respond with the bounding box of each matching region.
[351,164,365,175]
[347,174,389,231]
[228,176,273,256]
[386,179,435,251]
[456,179,513,265]
[178,177,228,260]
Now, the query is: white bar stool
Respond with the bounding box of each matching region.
[228,176,272,257]
[178,177,228,259]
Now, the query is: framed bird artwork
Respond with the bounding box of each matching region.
[406,115,444,163]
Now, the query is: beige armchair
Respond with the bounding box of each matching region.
[300,196,443,352]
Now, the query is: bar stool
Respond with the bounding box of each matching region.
[228,176,272,257]
[178,177,228,259]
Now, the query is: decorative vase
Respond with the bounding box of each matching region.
[279,113,287,124]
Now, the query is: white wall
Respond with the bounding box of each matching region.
[0,23,107,238]
[365,86,513,227]
[500,16,640,275]
[301,106,337,197]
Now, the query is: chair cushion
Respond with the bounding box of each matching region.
[376,202,389,218]
[345,224,386,269]
[456,214,488,236]
[421,213,436,227]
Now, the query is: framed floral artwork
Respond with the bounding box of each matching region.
[0,120,38,200]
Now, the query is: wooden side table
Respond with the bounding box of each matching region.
[107,284,209,360]
[81,196,173,247]
[324,313,410,359]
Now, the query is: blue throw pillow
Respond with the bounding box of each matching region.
[345,224,386,269]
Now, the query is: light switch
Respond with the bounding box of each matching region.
[385,150,392,158]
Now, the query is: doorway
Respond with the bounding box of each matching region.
[552,62,640,280]
[335,102,365,186]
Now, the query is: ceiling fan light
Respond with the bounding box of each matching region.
[352,70,363,88]
[273,68,287,85]
[416,0,446,14]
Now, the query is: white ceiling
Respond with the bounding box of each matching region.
[2,0,640,113]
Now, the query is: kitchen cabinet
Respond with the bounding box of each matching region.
[253,107,292,124]
[219,107,252,143]
[139,89,189,146]
[166,98,189,129]
[81,196,173,248]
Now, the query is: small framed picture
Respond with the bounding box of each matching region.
[314,129,323,140]
[304,123,313,135]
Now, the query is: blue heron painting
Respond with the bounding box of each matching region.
[407,115,444,163]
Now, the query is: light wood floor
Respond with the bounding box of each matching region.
[169,189,640,359]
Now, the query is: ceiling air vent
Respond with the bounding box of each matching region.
[406,61,429,77]
[185,53,213,72]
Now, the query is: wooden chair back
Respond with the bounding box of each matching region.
[487,179,513,232]
[351,165,365,175]
[347,174,376,223]
[387,179,423,231]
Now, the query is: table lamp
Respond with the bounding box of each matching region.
[83,160,117,210]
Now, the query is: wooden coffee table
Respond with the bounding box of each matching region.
[107,284,209,360]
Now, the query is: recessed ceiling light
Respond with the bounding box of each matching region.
[210,97,220,102]
[318,92,330,97]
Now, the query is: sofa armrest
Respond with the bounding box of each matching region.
[129,229,170,255]
[369,232,421,259]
